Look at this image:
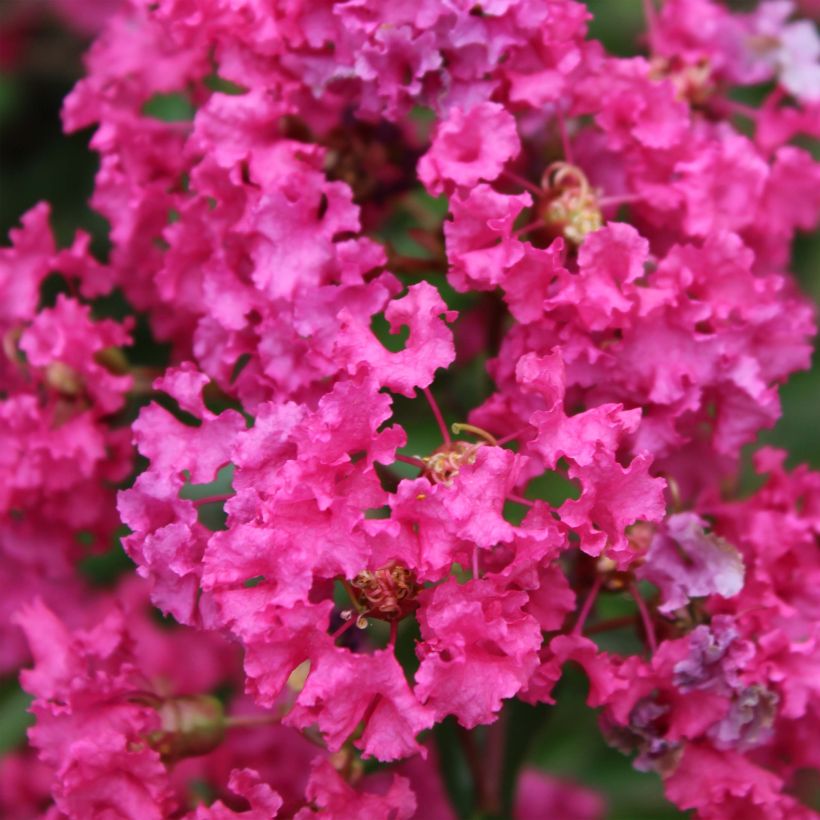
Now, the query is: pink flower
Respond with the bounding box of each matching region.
[415,577,542,727]
[6,0,820,816]
[336,282,458,397]
[286,647,434,761]
[0,203,55,328]
[294,759,416,820]
[674,133,769,237]
[419,102,521,195]
[639,513,746,614]
[664,744,804,820]
[189,769,283,819]
[514,767,605,820]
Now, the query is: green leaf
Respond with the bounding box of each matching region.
[0,679,32,755]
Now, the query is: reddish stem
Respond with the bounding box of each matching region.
[422,386,451,446]
[495,427,531,447]
[598,193,643,208]
[584,614,639,635]
[714,97,761,122]
[389,620,398,649]
[572,576,603,636]
[514,218,546,239]
[485,710,506,816]
[224,713,280,730]
[394,453,426,469]
[630,582,658,654]
[331,616,359,641]
[557,108,574,166]
[643,0,658,37]
[506,493,535,508]
[192,493,234,507]
[501,168,543,198]
[457,727,491,814]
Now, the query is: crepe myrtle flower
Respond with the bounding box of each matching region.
[4,0,820,817]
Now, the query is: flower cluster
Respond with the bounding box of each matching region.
[3,0,820,817]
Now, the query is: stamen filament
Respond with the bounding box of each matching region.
[341,579,366,613]
[451,422,498,446]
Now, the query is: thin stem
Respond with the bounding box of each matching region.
[572,576,604,636]
[584,614,638,635]
[457,727,490,814]
[422,386,451,446]
[718,98,760,121]
[394,453,426,469]
[598,193,643,208]
[514,218,546,239]
[485,711,506,817]
[501,168,543,198]
[495,427,531,447]
[191,493,234,507]
[765,86,785,109]
[390,254,443,274]
[557,108,574,166]
[472,546,481,580]
[389,620,398,649]
[630,582,658,654]
[331,616,359,641]
[643,0,658,38]
[506,494,535,508]
[224,713,280,730]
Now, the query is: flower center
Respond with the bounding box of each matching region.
[421,422,498,487]
[350,563,419,622]
[538,162,602,245]
[422,440,480,487]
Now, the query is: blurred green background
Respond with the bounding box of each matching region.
[0,1,817,818]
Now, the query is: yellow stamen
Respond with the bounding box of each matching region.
[450,422,498,446]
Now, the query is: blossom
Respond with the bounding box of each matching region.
[4,0,820,816]
[418,102,521,195]
[415,577,542,727]
[639,513,746,614]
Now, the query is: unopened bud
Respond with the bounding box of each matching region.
[44,361,83,397]
[148,694,225,761]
